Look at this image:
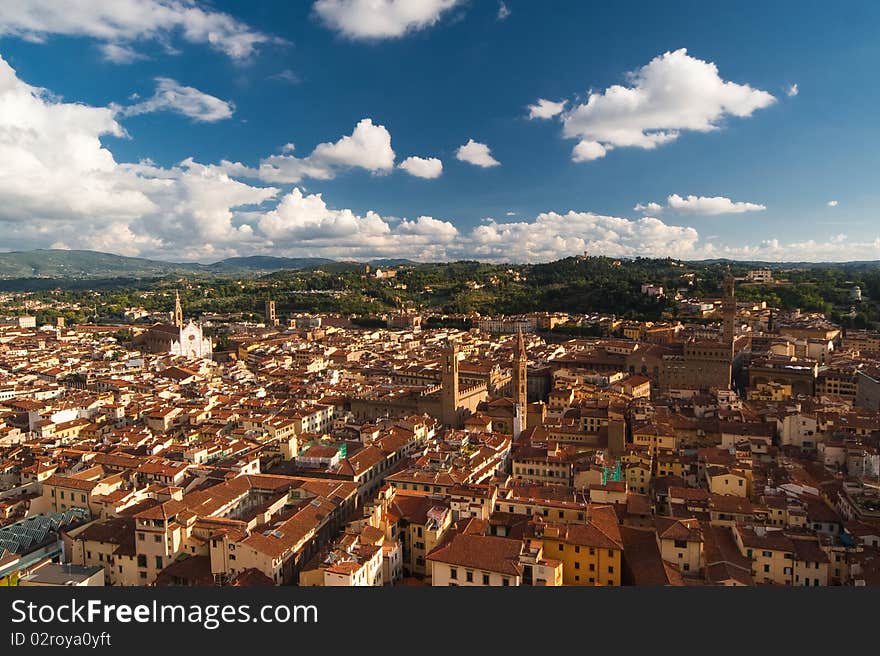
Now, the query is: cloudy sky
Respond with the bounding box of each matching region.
[0,0,878,263]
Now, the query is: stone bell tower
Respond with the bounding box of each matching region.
[441,337,461,428]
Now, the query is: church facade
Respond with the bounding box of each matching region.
[134,290,213,361]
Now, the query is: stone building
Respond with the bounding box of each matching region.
[134,290,213,361]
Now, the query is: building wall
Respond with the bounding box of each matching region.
[540,538,621,586]
[658,537,702,575]
[430,561,520,586]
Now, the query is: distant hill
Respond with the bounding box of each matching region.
[690,258,880,268]
[367,258,418,267]
[205,256,335,273]
[1,249,876,281]
[0,250,349,279]
[0,250,195,279]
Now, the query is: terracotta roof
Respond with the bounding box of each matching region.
[619,526,684,586]
[426,532,523,577]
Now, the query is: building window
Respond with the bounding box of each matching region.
[466,571,473,583]
[450,568,457,580]
[155,556,163,570]
[482,574,490,585]
[154,535,161,543]
[502,578,510,586]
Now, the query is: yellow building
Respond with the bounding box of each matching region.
[427,532,562,586]
[532,506,623,586]
[655,517,703,576]
[733,526,794,585]
[747,382,792,402]
[707,467,752,497]
[387,493,452,580]
[632,422,679,454]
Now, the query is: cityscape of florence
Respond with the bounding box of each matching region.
[1,0,880,599]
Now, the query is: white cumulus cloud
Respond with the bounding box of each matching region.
[0,0,277,60]
[667,194,766,215]
[255,118,396,183]
[786,83,799,97]
[313,0,460,40]
[456,139,500,168]
[99,43,148,64]
[827,200,839,207]
[634,202,663,214]
[2,51,876,266]
[527,98,567,120]
[556,48,776,161]
[497,2,511,20]
[256,188,457,261]
[468,212,704,262]
[116,77,234,122]
[398,156,443,179]
[571,140,609,162]
[0,54,277,260]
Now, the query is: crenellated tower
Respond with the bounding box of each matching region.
[721,268,736,353]
[441,337,461,428]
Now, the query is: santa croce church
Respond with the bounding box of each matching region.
[134,290,213,360]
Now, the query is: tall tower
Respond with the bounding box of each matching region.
[512,328,528,437]
[441,338,460,428]
[173,290,184,329]
[513,328,528,411]
[265,299,278,326]
[721,268,735,352]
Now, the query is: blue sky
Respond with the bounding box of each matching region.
[0,0,878,263]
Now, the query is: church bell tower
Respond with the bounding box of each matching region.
[512,328,528,436]
[173,290,184,329]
